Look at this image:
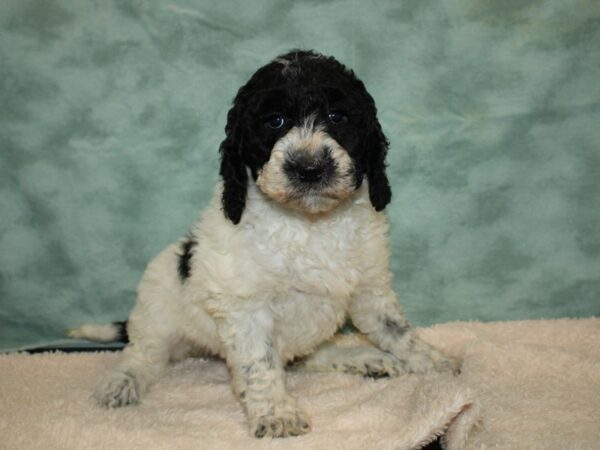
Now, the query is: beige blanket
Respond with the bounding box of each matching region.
[1,319,599,449]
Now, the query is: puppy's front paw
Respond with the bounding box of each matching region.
[433,354,462,375]
[94,370,141,408]
[398,351,462,376]
[338,350,404,379]
[251,404,311,438]
[397,338,462,376]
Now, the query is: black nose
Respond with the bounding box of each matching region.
[296,165,325,183]
[284,148,335,185]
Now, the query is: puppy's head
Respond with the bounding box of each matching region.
[219,50,391,224]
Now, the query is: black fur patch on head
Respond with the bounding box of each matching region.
[177,236,197,281]
[219,49,391,223]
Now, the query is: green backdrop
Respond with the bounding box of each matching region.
[1,0,599,351]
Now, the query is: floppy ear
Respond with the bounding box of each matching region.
[219,101,248,224]
[366,118,392,211]
[349,74,392,211]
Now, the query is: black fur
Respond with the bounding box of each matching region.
[112,321,129,343]
[219,49,391,224]
[365,120,392,211]
[177,236,197,281]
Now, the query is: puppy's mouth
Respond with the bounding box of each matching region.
[255,178,348,215]
[284,191,345,214]
[256,159,356,215]
[257,173,351,214]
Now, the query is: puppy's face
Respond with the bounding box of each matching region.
[255,115,355,214]
[249,75,367,214]
[219,50,391,223]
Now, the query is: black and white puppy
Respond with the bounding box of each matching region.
[70,50,460,439]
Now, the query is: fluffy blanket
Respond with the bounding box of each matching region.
[1,319,599,449]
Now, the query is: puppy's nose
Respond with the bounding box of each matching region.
[296,164,325,183]
[284,148,335,184]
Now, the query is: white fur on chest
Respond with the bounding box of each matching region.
[242,210,365,357]
[192,183,381,300]
[246,211,363,298]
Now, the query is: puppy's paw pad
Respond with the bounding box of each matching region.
[253,409,311,438]
[94,371,141,408]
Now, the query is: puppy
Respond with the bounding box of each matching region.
[69,50,460,438]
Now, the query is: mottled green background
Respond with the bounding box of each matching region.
[1,0,599,350]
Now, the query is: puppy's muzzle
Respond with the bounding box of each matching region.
[283,147,336,187]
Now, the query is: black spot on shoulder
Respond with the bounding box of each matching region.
[177,236,197,281]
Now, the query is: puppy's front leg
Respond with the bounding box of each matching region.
[349,289,461,375]
[220,309,311,438]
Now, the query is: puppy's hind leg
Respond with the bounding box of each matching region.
[94,306,180,408]
[291,334,405,379]
[95,246,186,408]
[94,333,174,408]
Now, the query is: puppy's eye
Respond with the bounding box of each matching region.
[328,111,346,124]
[266,114,285,129]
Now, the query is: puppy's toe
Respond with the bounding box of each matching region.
[349,353,403,379]
[94,370,141,408]
[253,408,311,438]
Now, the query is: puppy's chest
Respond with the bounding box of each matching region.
[249,220,364,297]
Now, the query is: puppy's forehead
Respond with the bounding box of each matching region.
[247,57,352,96]
[253,85,346,111]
